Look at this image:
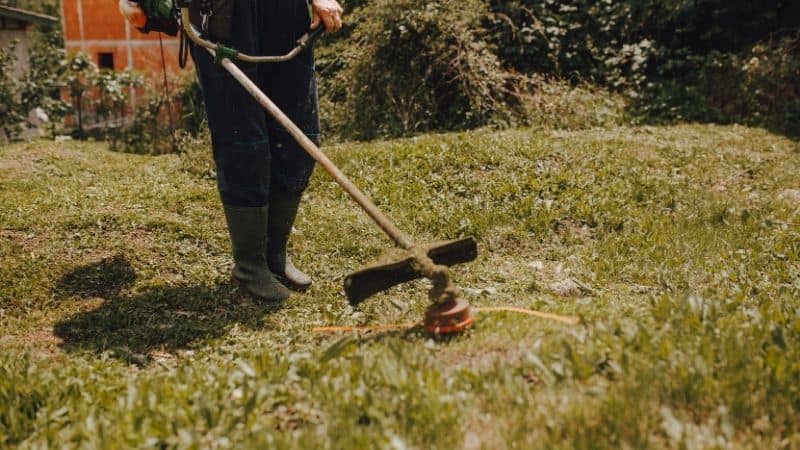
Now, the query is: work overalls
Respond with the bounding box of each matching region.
[190,0,318,300]
[191,0,319,206]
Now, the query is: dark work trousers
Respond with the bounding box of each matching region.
[191,0,319,207]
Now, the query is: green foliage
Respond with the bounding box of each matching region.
[59,52,186,154]
[121,92,178,154]
[486,0,800,135]
[0,0,60,15]
[63,52,95,136]
[171,73,206,135]
[0,1,68,141]
[0,43,25,140]
[319,0,527,140]
[115,73,206,155]
[19,4,69,137]
[518,74,626,130]
[63,53,145,141]
[642,34,800,136]
[312,0,800,140]
[489,0,654,90]
[92,69,145,143]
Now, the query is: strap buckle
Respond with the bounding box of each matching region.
[199,0,213,33]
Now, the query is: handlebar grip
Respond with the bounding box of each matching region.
[308,25,326,43]
[296,26,325,50]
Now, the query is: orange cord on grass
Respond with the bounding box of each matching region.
[473,306,581,326]
[312,322,421,334]
[311,306,580,334]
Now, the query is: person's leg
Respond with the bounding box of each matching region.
[191,0,289,300]
[260,0,319,289]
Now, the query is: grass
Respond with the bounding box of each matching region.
[1,124,799,448]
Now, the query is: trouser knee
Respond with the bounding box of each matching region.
[215,137,272,207]
[270,129,317,195]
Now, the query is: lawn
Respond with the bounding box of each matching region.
[1,124,799,448]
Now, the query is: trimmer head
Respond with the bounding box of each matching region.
[344,237,478,305]
[423,297,473,334]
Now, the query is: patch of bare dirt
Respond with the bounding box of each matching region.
[0,142,88,179]
[0,158,42,177]
[462,410,507,450]
[0,327,65,358]
[777,188,800,205]
[0,229,45,252]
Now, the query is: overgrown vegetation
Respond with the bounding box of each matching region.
[319,0,522,139]
[488,0,800,135]
[1,124,798,447]
[317,0,800,139]
[4,0,796,146]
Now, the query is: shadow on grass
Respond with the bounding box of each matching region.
[53,255,281,364]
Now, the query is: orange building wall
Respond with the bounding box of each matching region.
[60,0,189,74]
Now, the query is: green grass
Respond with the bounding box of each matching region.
[1,124,799,448]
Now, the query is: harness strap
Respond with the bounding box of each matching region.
[199,0,213,32]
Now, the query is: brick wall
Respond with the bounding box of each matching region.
[61,0,188,74]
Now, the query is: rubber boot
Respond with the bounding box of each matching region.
[267,191,312,290]
[223,205,290,301]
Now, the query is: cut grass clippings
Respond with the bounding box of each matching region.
[1,124,799,448]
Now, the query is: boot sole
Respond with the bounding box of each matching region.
[274,273,312,292]
[231,276,290,302]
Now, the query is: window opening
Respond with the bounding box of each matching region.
[98,52,114,70]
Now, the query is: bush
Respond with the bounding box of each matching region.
[486,0,800,134]
[519,75,626,130]
[177,125,215,178]
[0,43,25,141]
[118,73,207,155]
[488,0,657,91]
[20,8,70,138]
[318,0,527,140]
[640,33,800,136]
[0,5,70,141]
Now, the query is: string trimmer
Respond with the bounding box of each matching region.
[128,0,479,334]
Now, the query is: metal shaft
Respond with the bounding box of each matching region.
[213,51,415,250]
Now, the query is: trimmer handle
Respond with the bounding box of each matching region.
[309,25,326,43]
[180,5,327,64]
[297,26,326,50]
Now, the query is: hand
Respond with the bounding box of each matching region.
[310,0,343,33]
[118,0,146,28]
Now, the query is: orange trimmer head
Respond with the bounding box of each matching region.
[423,297,474,334]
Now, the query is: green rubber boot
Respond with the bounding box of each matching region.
[224,205,290,302]
[267,191,312,290]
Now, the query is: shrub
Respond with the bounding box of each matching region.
[640,33,800,136]
[177,125,215,178]
[117,73,206,155]
[519,75,626,130]
[93,68,144,144]
[0,43,24,141]
[19,8,70,138]
[318,0,527,140]
[487,0,800,134]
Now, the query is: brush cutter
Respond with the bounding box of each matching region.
[174,4,478,333]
